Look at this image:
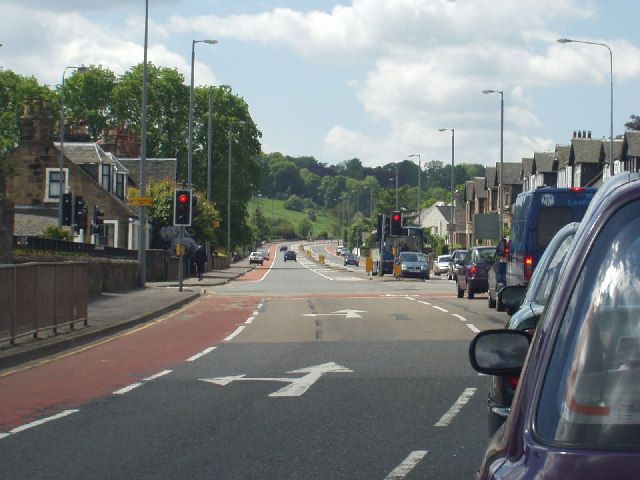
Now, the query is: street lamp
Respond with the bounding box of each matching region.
[408,154,421,228]
[482,89,504,237]
[438,128,455,252]
[395,163,399,210]
[227,119,246,266]
[188,39,218,188]
[57,64,88,228]
[558,37,614,177]
[138,0,150,288]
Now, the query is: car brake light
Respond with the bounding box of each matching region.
[570,187,584,192]
[504,240,510,258]
[507,375,520,390]
[469,265,478,277]
[524,255,534,282]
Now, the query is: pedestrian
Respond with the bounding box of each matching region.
[194,244,207,281]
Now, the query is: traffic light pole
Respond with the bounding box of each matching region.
[178,226,184,292]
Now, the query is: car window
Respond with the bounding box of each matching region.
[537,207,573,250]
[475,248,496,263]
[536,199,640,449]
[532,234,574,306]
[401,253,418,262]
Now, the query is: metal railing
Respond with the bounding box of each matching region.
[13,236,138,260]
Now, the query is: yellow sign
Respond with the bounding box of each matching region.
[176,244,186,256]
[365,256,373,273]
[129,196,153,207]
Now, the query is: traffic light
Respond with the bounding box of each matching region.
[174,189,192,226]
[62,193,73,226]
[93,206,105,235]
[390,210,402,236]
[74,196,87,232]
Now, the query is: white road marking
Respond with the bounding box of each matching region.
[224,325,246,341]
[245,316,255,324]
[451,314,467,322]
[113,383,143,395]
[432,306,448,313]
[434,387,477,427]
[384,450,428,479]
[143,370,172,381]
[187,346,217,362]
[405,296,416,301]
[257,303,263,309]
[418,301,431,306]
[6,409,79,436]
[466,324,481,333]
[252,310,260,316]
[0,433,9,440]
[303,309,366,319]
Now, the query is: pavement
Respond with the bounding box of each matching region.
[0,258,255,371]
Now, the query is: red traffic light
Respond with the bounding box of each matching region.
[392,214,400,221]
[178,194,189,203]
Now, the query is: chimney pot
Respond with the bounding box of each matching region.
[583,130,587,138]
[578,131,582,138]
[573,131,577,138]
[588,130,591,139]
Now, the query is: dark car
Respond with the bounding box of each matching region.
[487,249,507,310]
[456,246,495,299]
[279,245,288,252]
[377,248,394,276]
[470,172,640,479]
[283,250,297,261]
[486,222,579,436]
[448,249,468,281]
[344,254,359,266]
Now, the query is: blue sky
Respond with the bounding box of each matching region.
[2,0,639,168]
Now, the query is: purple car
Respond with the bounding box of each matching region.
[470,171,640,479]
[456,246,496,299]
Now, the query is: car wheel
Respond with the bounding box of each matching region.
[467,288,475,300]
[488,293,496,308]
[457,285,464,298]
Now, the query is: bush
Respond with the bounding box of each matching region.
[42,226,73,240]
[303,198,316,210]
[284,194,304,212]
[306,209,317,222]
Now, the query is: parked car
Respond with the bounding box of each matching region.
[283,250,297,261]
[399,251,430,279]
[279,245,288,252]
[249,251,264,265]
[487,247,507,310]
[486,222,579,436]
[470,172,640,479]
[448,249,468,281]
[344,254,359,267]
[259,248,270,260]
[505,186,596,287]
[456,246,495,299]
[377,248,394,276]
[433,255,451,276]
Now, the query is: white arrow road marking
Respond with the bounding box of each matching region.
[199,362,353,397]
[303,309,366,319]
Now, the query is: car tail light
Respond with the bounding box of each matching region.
[570,187,584,192]
[468,265,478,277]
[507,375,520,390]
[524,255,534,282]
[504,240,510,258]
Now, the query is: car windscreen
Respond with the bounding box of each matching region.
[536,199,640,449]
[439,256,452,263]
[537,207,573,250]
[401,253,419,262]
[475,248,495,263]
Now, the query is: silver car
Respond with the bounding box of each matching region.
[399,252,430,279]
[433,255,451,276]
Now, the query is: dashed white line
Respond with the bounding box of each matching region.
[418,301,432,306]
[466,324,481,333]
[432,306,448,313]
[405,297,416,301]
[434,387,477,427]
[257,304,263,309]
[244,316,255,324]
[451,314,467,322]
[224,325,246,341]
[252,311,259,316]
[6,409,79,436]
[384,450,428,479]
[187,346,217,362]
[143,370,172,381]
[113,383,143,395]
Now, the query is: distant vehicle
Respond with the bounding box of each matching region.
[487,247,507,309]
[259,249,270,260]
[249,251,264,265]
[504,186,596,287]
[470,172,640,480]
[486,222,579,436]
[399,251,430,279]
[279,245,288,252]
[433,255,451,276]
[344,254,359,267]
[283,250,297,261]
[456,246,495,299]
[337,246,350,256]
[448,249,468,281]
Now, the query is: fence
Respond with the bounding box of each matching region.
[13,236,137,259]
[0,262,88,346]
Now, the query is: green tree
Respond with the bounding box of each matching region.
[298,217,313,239]
[626,115,640,131]
[284,194,304,212]
[252,206,270,240]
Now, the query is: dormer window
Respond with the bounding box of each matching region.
[101,164,111,192]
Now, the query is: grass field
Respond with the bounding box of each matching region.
[250,197,334,237]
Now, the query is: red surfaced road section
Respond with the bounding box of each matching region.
[0,294,260,432]
[238,244,275,282]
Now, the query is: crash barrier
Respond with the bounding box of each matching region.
[0,262,88,346]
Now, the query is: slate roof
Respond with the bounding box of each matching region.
[465,180,475,201]
[555,145,571,169]
[571,138,603,164]
[603,139,623,164]
[436,205,453,220]
[625,131,640,157]
[533,152,556,173]
[53,142,111,165]
[119,158,177,186]
[499,162,523,184]
[485,167,496,188]
[521,157,534,177]
[474,177,487,199]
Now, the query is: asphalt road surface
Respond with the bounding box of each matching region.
[0,242,508,479]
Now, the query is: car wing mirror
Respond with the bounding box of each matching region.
[498,285,527,311]
[469,329,532,375]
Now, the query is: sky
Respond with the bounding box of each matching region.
[1,0,639,168]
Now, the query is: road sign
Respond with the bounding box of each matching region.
[302,309,366,319]
[200,362,353,397]
[129,196,153,207]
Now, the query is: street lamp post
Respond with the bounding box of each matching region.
[482,89,504,237]
[188,39,218,188]
[558,38,614,177]
[227,120,245,266]
[57,65,87,228]
[395,164,399,210]
[138,0,150,287]
[408,154,421,228]
[439,128,455,252]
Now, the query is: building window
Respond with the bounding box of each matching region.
[115,173,126,200]
[573,164,581,187]
[101,164,111,192]
[45,168,69,202]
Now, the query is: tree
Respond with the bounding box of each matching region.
[252,206,270,241]
[298,217,313,239]
[625,115,640,131]
[284,194,304,212]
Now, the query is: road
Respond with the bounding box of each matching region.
[0,242,508,479]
